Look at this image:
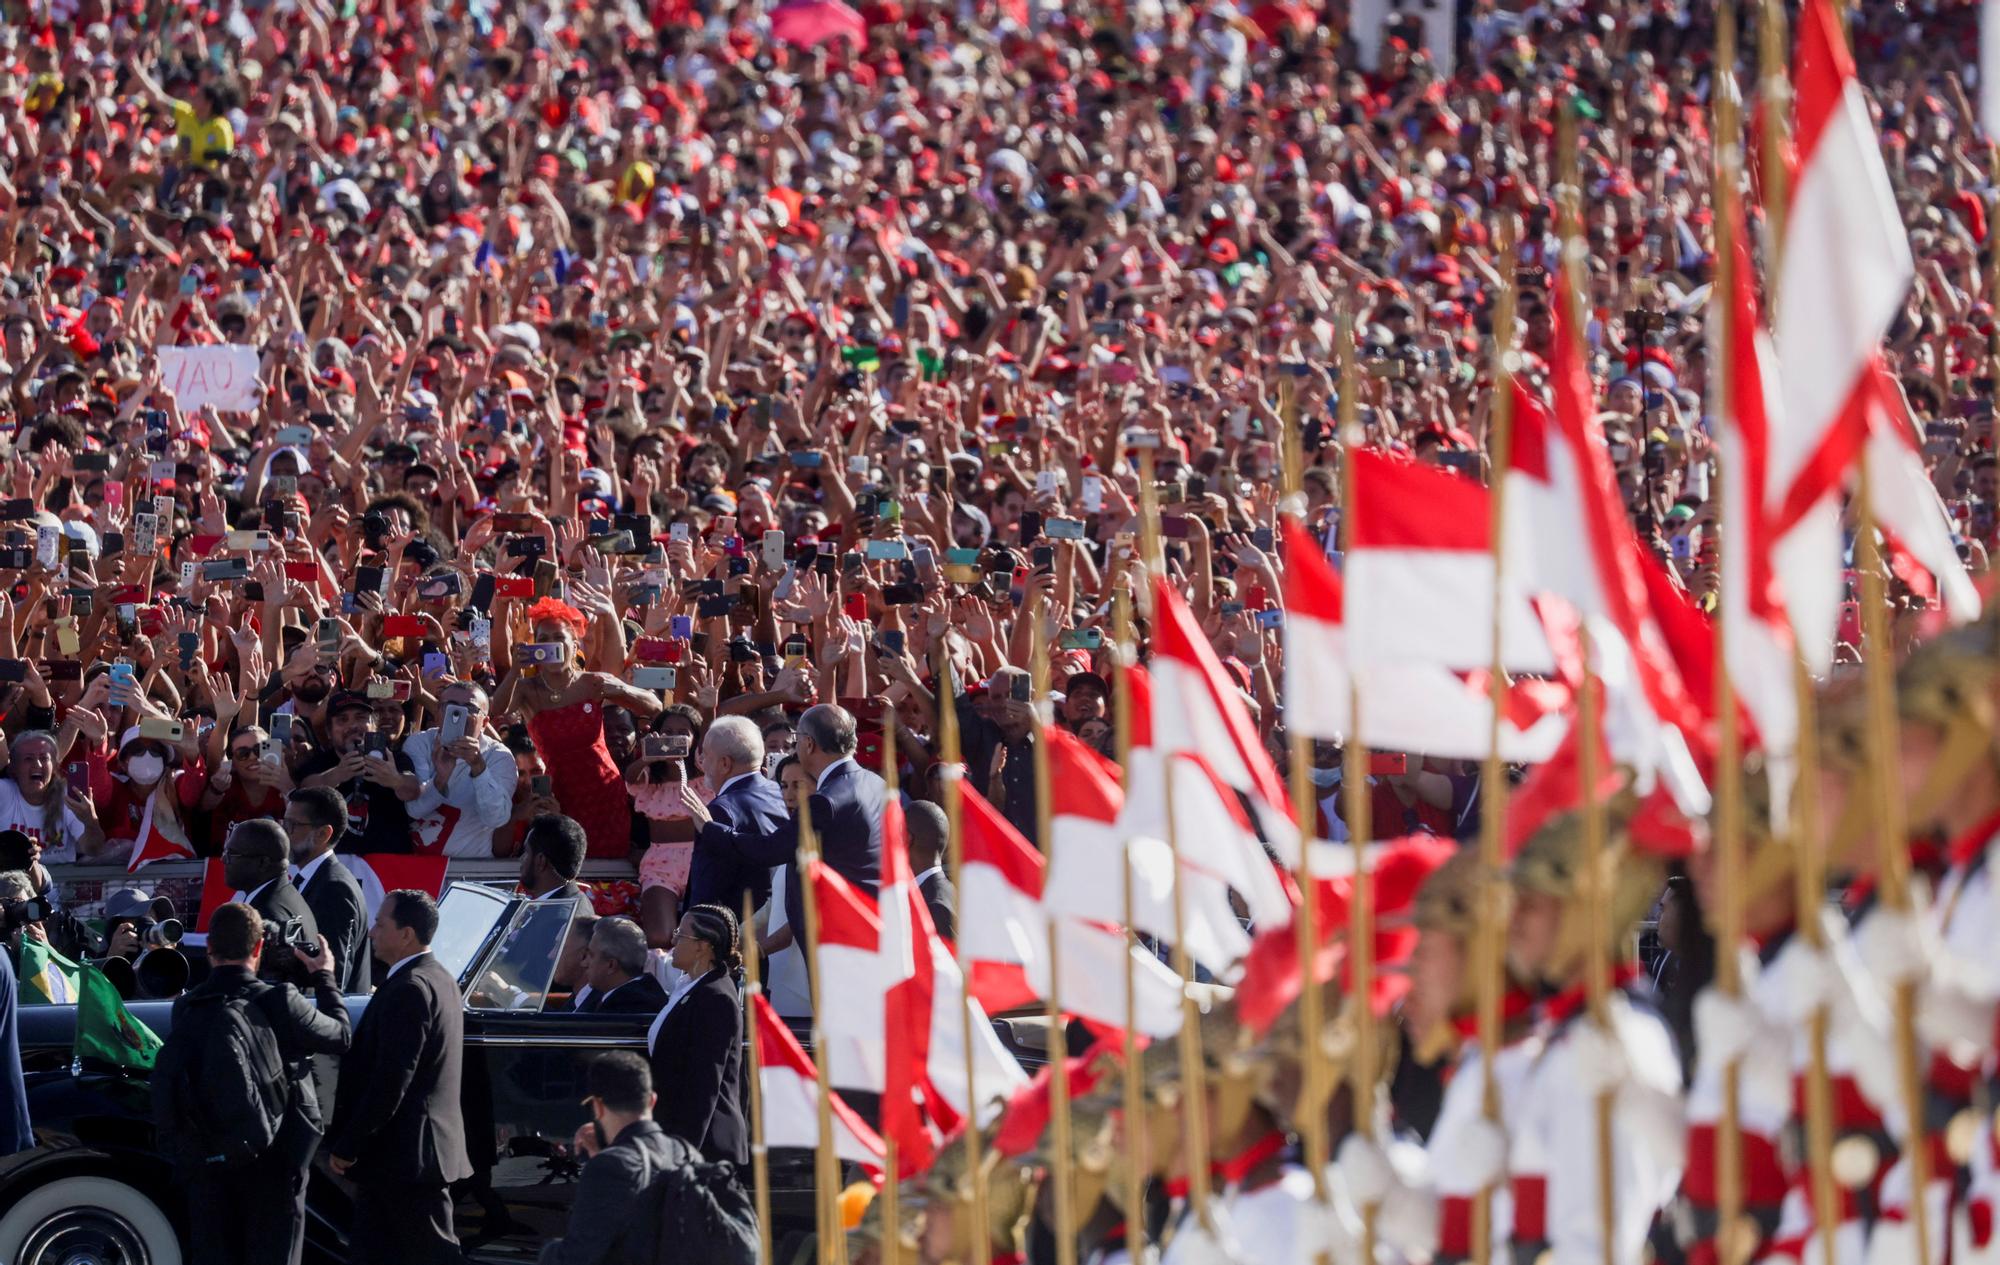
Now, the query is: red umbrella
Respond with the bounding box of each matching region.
[1248,0,1315,39]
[769,0,866,48]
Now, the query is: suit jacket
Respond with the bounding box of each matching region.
[721,758,884,946]
[688,773,786,916]
[583,973,668,1015]
[297,853,370,995]
[536,1119,692,1265]
[328,952,472,1187]
[646,968,748,1165]
[919,869,956,942]
[248,876,321,987]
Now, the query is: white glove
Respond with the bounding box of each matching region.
[1568,1018,1632,1099]
[1336,1133,1395,1208]
[1693,986,1761,1073]
[1855,906,1931,988]
[1768,938,1843,1028]
[1456,1115,1510,1192]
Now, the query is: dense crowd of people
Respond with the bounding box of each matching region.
[1,0,1999,1259]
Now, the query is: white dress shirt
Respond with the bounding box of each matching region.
[385,949,431,981]
[404,728,519,857]
[293,849,334,891]
[815,756,856,789]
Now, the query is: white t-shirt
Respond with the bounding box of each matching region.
[0,777,87,863]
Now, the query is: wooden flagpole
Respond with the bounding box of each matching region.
[1757,2,1841,1257]
[1334,303,1380,1262]
[743,892,775,1265]
[1555,102,1619,1265]
[1472,210,1520,1265]
[933,638,992,1265]
[1031,598,1080,1265]
[1712,9,1751,1260]
[881,714,903,1265]
[1278,371,1333,1207]
[1111,584,1149,1262]
[1137,445,1216,1233]
[1854,466,1934,1264]
[796,783,852,1265]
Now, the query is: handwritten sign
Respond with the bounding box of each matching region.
[156,345,261,413]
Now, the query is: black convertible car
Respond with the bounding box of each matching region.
[0,883,851,1265]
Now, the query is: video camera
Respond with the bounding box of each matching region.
[262,917,320,958]
[0,894,51,935]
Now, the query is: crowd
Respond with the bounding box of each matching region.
[0,0,1996,1259]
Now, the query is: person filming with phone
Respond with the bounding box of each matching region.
[404,681,518,857]
[296,690,419,852]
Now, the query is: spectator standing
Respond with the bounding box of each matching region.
[578,918,669,1015]
[221,819,320,987]
[496,598,663,857]
[521,814,588,902]
[538,1053,688,1265]
[96,725,205,867]
[683,715,785,939]
[153,902,351,1265]
[645,904,749,1164]
[0,731,101,863]
[296,692,418,854]
[958,668,1041,848]
[328,890,471,1265]
[201,725,290,856]
[285,789,371,995]
[626,704,714,945]
[405,681,519,857]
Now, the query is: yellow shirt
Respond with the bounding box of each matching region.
[170,100,233,167]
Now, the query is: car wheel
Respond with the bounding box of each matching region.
[0,1173,182,1265]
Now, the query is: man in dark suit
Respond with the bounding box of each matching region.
[328,890,471,1265]
[538,1052,688,1265]
[221,818,320,987]
[682,704,882,956]
[576,917,669,1015]
[284,789,370,994]
[520,813,587,901]
[685,715,785,917]
[906,800,956,940]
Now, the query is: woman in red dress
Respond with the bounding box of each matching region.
[495,598,663,859]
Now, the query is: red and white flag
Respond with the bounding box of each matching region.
[1771,0,1977,665]
[1344,447,1555,674]
[1281,516,1566,762]
[808,858,1028,1136]
[752,992,886,1170]
[127,795,195,872]
[876,797,937,1172]
[1042,724,1255,975]
[958,780,1186,1037]
[195,853,448,929]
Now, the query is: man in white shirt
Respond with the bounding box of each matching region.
[404,683,518,857]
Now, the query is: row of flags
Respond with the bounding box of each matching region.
[763,0,1992,1211]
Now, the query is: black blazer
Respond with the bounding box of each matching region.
[920,868,957,942]
[297,853,370,995]
[721,759,884,945]
[647,968,748,1165]
[328,952,472,1186]
[536,1119,692,1265]
[249,877,321,986]
[688,773,786,916]
[585,973,668,1015]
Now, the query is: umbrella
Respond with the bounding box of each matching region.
[769,0,866,48]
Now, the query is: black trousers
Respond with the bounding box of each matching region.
[185,1118,315,1265]
[349,1177,462,1265]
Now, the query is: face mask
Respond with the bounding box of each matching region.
[126,754,165,785]
[1308,765,1341,789]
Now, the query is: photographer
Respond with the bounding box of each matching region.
[404,681,518,857]
[296,691,418,853]
[154,901,351,1265]
[0,871,30,1154]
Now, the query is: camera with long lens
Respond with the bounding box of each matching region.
[262,917,320,957]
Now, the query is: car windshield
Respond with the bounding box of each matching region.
[432,882,513,987]
[465,897,578,1012]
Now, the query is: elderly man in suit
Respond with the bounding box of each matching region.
[577,917,669,1014]
[680,704,883,962]
[328,890,471,1264]
[684,715,786,919]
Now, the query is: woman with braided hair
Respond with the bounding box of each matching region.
[644,902,749,1164]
